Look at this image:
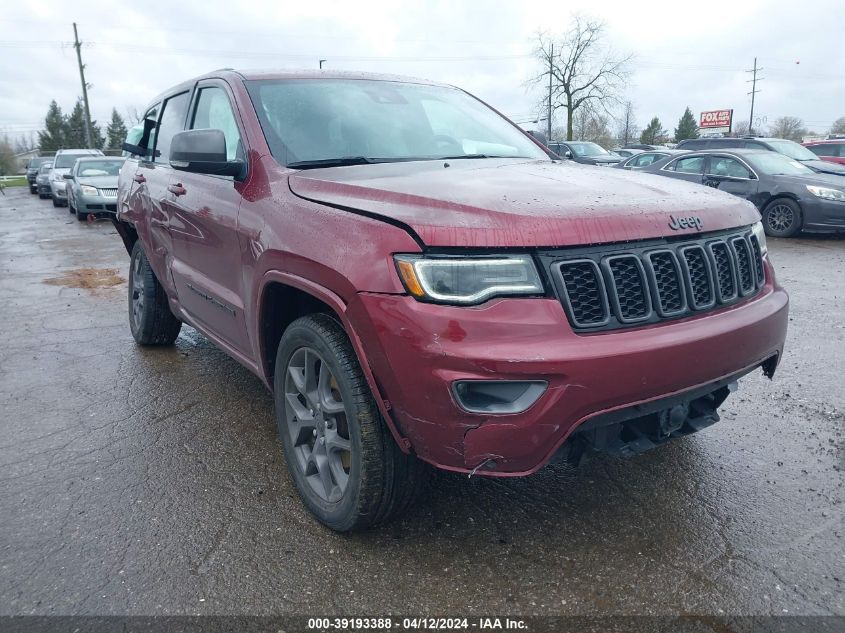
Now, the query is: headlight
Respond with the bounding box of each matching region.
[806,185,845,202]
[80,185,98,196]
[394,255,543,304]
[751,221,768,256]
[52,172,64,181]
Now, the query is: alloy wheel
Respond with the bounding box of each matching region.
[130,255,145,329]
[284,347,352,503]
[767,203,794,234]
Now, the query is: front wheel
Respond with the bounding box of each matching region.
[128,241,182,345]
[76,208,88,222]
[274,314,427,532]
[763,198,803,238]
[52,196,60,207]
[29,185,36,194]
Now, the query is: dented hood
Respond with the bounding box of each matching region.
[288,158,760,247]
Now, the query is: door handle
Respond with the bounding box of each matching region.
[133,173,146,184]
[168,183,187,196]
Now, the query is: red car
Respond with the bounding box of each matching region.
[803,139,845,166]
[115,70,789,531]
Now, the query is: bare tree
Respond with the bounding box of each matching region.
[729,120,751,137]
[531,15,632,141]
[572,105,614,148]
[768,116,807,142]
[616,101,638,146]
[831,116,845,135]
[124,106,143,127]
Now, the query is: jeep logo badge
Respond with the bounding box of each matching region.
[668,215,703,231]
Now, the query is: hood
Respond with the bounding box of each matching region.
[802,159,845,176]
[76,175,119,188]
[769,172,845,189]
[288,158,759,248]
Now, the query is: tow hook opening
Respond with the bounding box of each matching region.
[568,382,736,458]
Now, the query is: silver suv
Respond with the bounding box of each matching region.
[48,149,104,208]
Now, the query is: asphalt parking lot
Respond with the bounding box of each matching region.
[0,185,843,618]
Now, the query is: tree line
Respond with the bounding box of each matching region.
[36,100,129,153]
[534,14,845,148]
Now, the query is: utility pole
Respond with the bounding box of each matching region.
[546,42,553,141]
[746,57,764,136]
[72,22,94,149]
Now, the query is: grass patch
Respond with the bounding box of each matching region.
[1,176,28,188]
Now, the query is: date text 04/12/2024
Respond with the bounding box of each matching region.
[307,617,528,630]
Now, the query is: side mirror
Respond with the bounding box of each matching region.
[63,173,74,179]
[170,129,244,178]
[564,150,573,159]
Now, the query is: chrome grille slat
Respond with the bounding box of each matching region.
[99,187,118,198]
[550,228,765,332]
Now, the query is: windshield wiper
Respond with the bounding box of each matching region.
[436,154,529,160]
[286,156,382,169]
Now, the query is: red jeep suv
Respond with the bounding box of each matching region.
[115,70,789,531]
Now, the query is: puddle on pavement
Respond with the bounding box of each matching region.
[43,268,125,292]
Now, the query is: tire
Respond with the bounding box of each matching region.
[762,198,803,238]
[52,196,60,207]
[274,314,427,532]
[38,193,48,199]
[76,208,88,222]
[128,241,182,345]
[29,185,36,194]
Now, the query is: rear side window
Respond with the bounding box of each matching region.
[707,156,752,178]
[667,156,706,173]
[154,92,191,164]
[808,144,841,157]
[630,152,666,167]
[191,86,243,161]
[679,139,707,150]
[744,141,767,149]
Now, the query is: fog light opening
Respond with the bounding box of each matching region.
[452,380,547,414]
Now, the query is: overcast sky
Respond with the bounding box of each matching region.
[1,0,843,146]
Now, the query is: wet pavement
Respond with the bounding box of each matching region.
[0,185,843,617]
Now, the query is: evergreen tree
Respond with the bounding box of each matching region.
[64,100,88,147]
[37,101,66,152]
[106,109,128,150]
[640,117,666,145]
[674,107,699,141]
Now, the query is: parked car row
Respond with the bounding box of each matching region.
[542,134,845,237]
[25,150,124,221]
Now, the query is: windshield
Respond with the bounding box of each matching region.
[55,153,92,168]
[76,160,124,177]
[245,79,547,166]
[569,142,609,157]
[750,152,815,176]
[28,157,51,169]
[766,140,818,161]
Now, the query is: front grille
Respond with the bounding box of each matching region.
[558,260,609,328]
[606,256,650,322]
[545,227,766,332]
[709,241,737,302]
[99,188,118,197]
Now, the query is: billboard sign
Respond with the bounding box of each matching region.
[700,109,733,133]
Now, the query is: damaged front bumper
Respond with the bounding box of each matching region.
[349,261,789,477]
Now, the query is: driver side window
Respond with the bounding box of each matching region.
[191,86,243,161]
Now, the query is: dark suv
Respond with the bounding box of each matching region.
[115,70,788,531]
[676,136,845,176]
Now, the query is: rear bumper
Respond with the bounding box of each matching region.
[350,260,788,476]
